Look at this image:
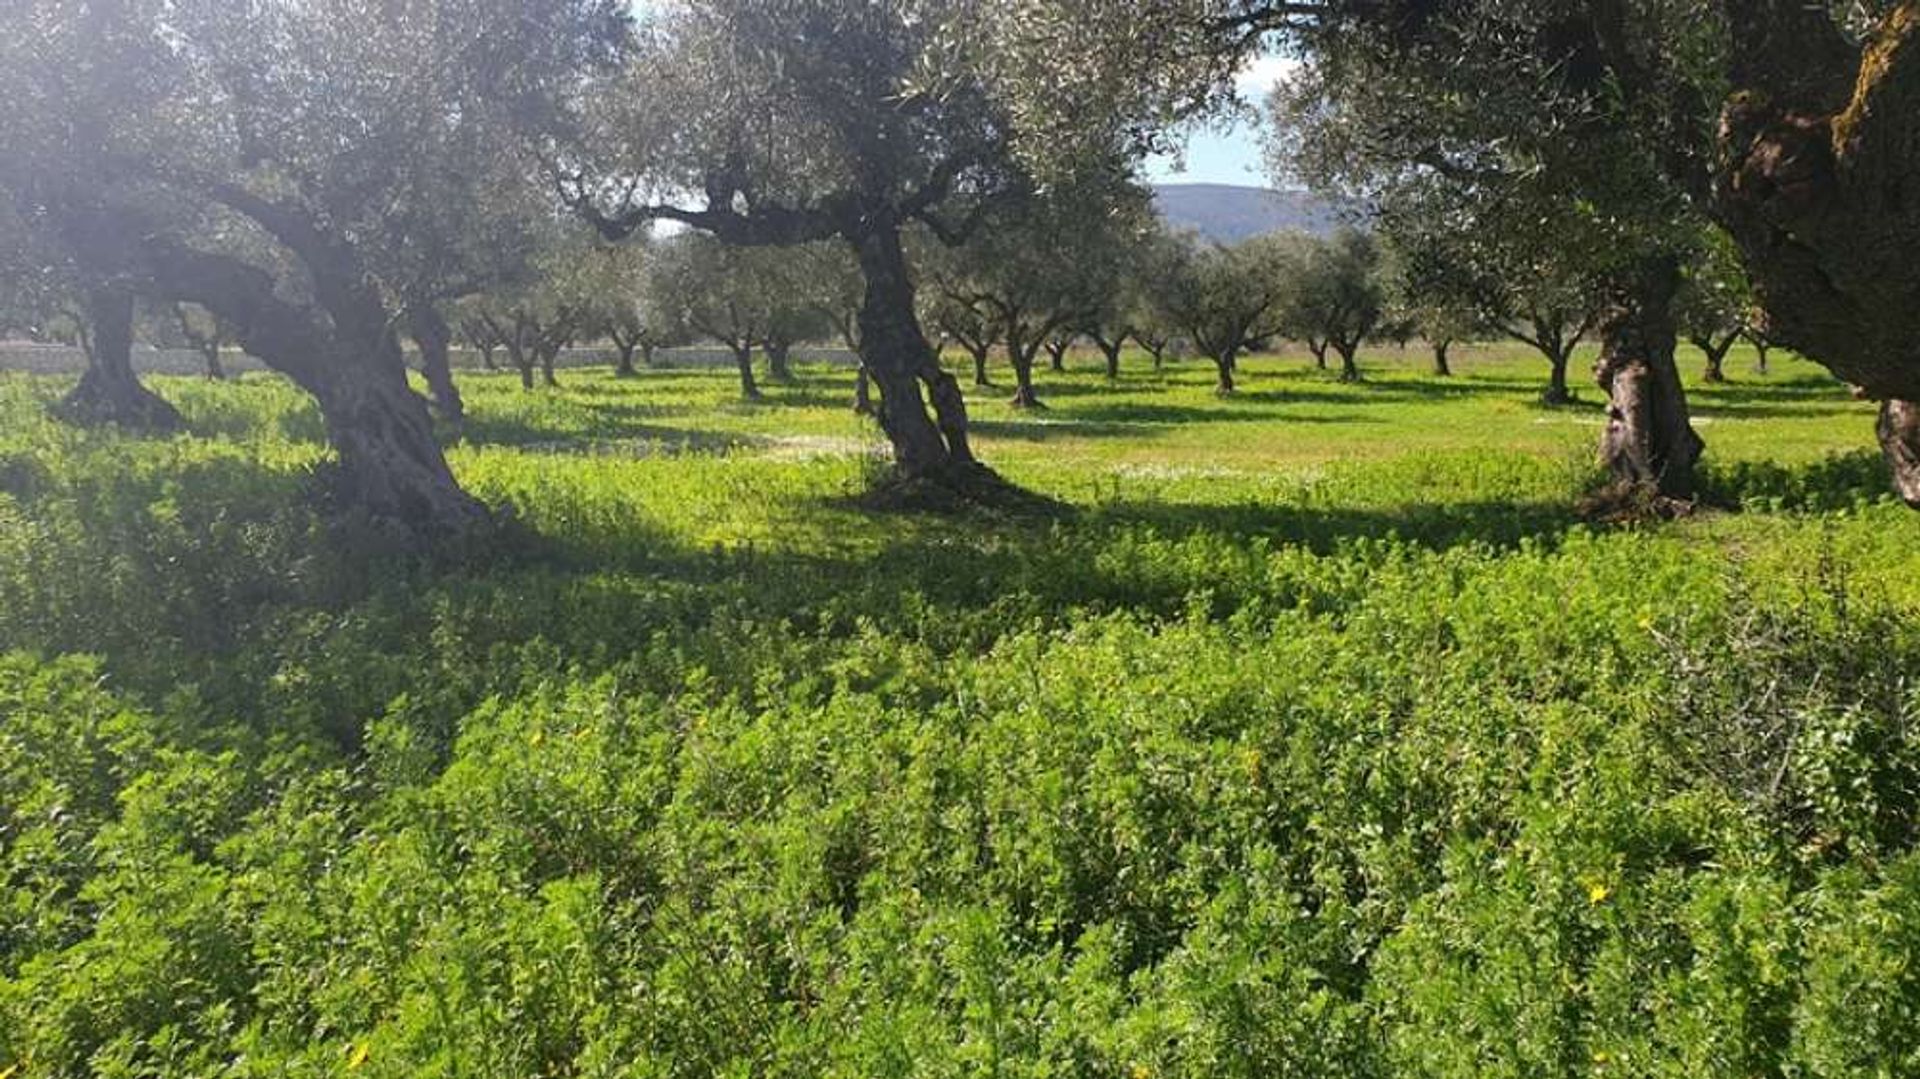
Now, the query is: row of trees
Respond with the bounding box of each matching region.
[3,0,1917,531]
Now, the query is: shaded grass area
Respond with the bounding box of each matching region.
[1,343,1917,1077]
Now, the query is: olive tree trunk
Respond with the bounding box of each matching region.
[764,338,796,384]
[1716,0,1920,507]
[1335,341,1363,383]
[850,225,977,480]
[1007,341,1045,409]
[54,286,184,432]
[408,306,464,425]
[1431,339,1453,377]
[1595,261,1704,501]
[1213,350,1237,395]
[968,344,993,387]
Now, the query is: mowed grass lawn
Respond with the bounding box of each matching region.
[3,341,1920,1076]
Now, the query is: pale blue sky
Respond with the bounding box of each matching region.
[1143,55,1297,188]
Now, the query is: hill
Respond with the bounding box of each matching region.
[1151,182,1350,242]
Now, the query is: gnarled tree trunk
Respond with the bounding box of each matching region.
[1879,399,1920,507]
[1431,338,1453,377]
[54,286,184,432]
[1595,260,1704,502]
[1543,347,1574,405]
[730,343,762,401]
[1716,0,1920,507]
[1335,342,1362,383]
[967,344,992,387]
[1212,350,1237,395]
[1693,332,1738,384]
[612,338,639,378]
[408,306,464,425]
[764,338,796,384]
[1095,335,1124,380]
[1007,341,1045,409]
[851,225,977,481]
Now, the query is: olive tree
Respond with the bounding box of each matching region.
[934,182,1148,409]
[560,0,1215,495]
[1278,228,1389,384]
[1160,233,1298,396]
[0,0,621,533]
[1675,233,1753,386]
[1261,18,1704,499]
[1190,0,1920,504]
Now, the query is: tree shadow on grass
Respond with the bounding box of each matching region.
[460,401,760,455]
[971,410,1376,441]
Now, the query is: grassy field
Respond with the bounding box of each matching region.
[3,343,1919,1076]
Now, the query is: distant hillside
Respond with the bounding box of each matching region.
[1151,183,1351,243]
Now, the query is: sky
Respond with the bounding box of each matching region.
[1143,55,1299,189]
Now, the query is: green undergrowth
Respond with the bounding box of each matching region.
[2,347,1918,1076]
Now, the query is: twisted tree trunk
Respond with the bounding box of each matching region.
[408,306,463,425]
[968,344,993,387]
[1879,399,1920,506]
[1431,338,1453,377]
[730,343,762,401]
[1595,260,1704,502]
[611,338,639,378]
[1334,341,1363,383]
[850,225,977,481]
[1307,338,1329,370]
[54,286,184,432]
[764,338,796,384]
[1007,339,1045,409]
[1213,349,1237,395]
[199,342,227,381]
[1716,0,1920,505]
[1045,336,1069,373]
[1692,331,1739,385]
[1543,348,1574,405]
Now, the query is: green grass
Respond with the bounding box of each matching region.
[2,343,1918,1077]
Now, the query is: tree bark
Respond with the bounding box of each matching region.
[1693,333,1735,384]
[730,343,763,400]
[538,346,560,388]
[505,339,535,390]
[954,340,993,387]
[765,338,796,383]
[1097,337,1124,380]
[1431,339,1453,377]
[1045,337,1069,372]
[54,285,184,432]
[72,203,483,534]
[408,306,464,425]
[850,225,974,481]
[1308,339,1329,370]
[1595,260,1704,501]
[200,342,227,381]
[479,344,498,371]
[1543,348,1574,405]
[612,339,639,378]
[1878,399,1920,507]
[1715,1,1920,507]
[1213,350,1237,395]
[1007,342,1045,409]
[1335,342,1362,383]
